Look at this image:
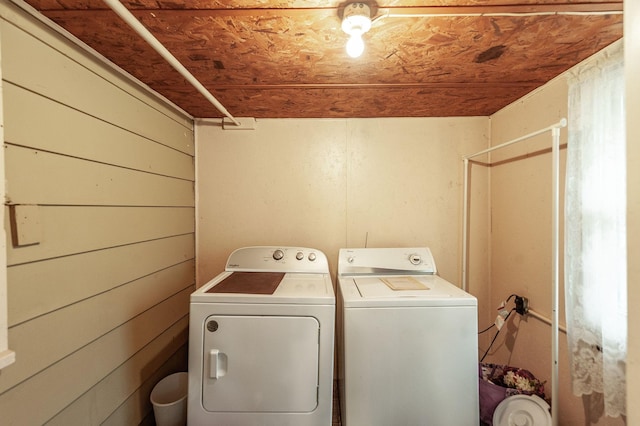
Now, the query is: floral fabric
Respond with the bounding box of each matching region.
[479,363,546,425]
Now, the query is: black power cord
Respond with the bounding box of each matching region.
[478,322,496,334]
[477,294,517,335]
[477,294,527,361]
[480,308,516,362]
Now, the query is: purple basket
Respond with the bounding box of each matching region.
[479,376,508,424]
[478,363,546,425]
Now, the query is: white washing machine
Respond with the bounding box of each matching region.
[188,246,335,426]
[337,247,479,426]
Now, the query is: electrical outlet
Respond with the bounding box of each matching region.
[515,296,529,315]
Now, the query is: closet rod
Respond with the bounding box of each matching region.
[463,118,567,160]
[461,118,567,292]
[101,0,241,126]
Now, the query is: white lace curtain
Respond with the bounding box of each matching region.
[565,42,626,418]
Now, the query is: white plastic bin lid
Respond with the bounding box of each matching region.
[493,394,552,426]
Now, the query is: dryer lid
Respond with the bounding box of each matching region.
[192,271,335,305]
[207,272,284,295]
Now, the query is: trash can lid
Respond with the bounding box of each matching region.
[493,394,552,426]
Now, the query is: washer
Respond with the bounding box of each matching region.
[188,246,335,426]
[337,247,479,426]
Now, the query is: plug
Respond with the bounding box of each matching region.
[495,309,510,330]
[515,296,529,315]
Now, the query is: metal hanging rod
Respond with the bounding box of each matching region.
[463,118,567,160]
[102,0,240,126]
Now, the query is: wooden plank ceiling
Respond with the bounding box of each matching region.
[24,0,622,118]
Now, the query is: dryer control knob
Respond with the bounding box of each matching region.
[296,251,304,260]
[308,252,317,261]
[409,253,422,265]
[273,249,284,260]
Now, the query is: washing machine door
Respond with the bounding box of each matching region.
[201,315,320,413]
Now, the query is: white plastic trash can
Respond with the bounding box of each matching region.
[150,372,188,426]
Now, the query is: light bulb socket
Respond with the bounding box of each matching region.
[342,3,371,36]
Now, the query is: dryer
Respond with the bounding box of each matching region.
[337,247,479,426]
[188,246,335,426]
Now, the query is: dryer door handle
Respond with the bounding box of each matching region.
[209,349,227,379]
[209,349,220,379]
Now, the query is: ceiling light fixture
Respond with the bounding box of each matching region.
[341,3,372,58]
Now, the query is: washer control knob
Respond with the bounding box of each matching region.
[273,249,284,261]
[296,251,304,260]
[308,252,317,262]
[347,256,355,263]
[409,253,422,265]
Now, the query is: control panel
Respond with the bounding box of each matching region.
[225,246,329,274]
[338,247,437,276]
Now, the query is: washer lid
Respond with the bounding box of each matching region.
[354,276,452,298]
[493,395,552,426]
[340,274,476,308]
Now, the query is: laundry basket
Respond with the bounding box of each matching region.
[478,363,546,425]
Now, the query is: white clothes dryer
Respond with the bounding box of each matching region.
[188,246,335,426]
[337,247,479,426]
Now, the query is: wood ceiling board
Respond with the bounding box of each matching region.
[152,85,540,118]
[25,1,624,10]
[24,1,623,118]
[40,12,622,85]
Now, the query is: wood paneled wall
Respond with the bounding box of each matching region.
[0,1,195,424]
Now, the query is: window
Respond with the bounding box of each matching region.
[565,41,626,418]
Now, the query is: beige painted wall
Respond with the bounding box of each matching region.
[0,2,195,424]
[196,117,490,316]
[488,42,627,425]
[625,0,640,422]
[0,3,629,426]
